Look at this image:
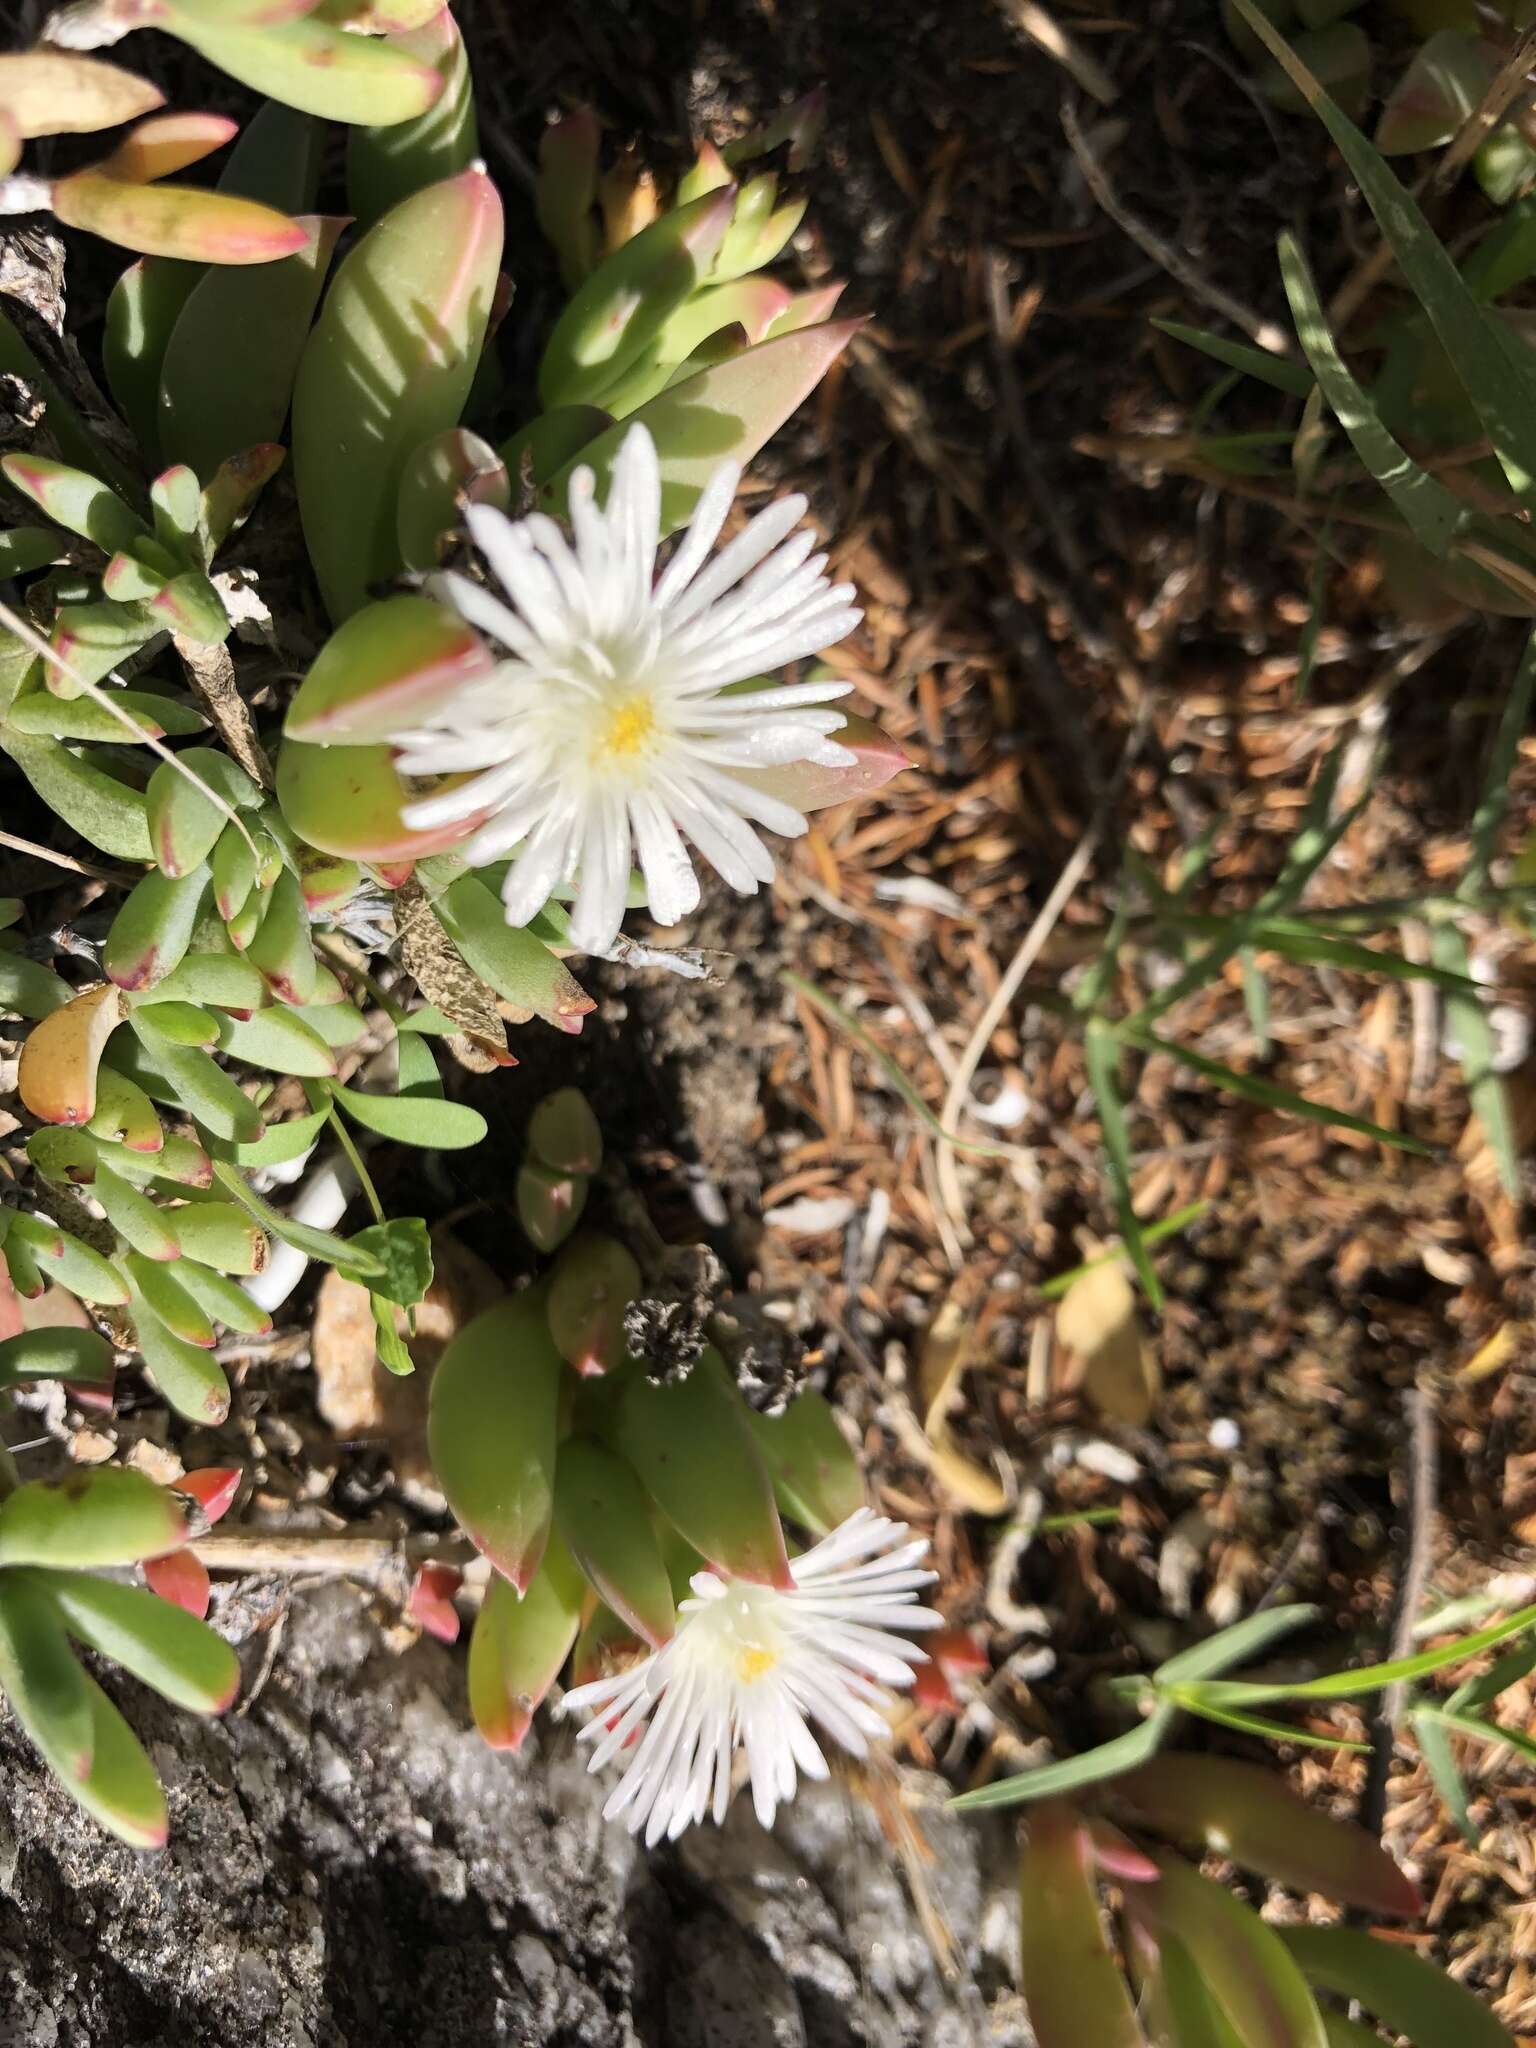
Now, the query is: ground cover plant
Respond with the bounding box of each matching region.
[3,0,1536,2041]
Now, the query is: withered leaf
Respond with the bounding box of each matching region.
[394,874,507,1056]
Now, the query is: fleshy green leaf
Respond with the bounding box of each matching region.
[292,168,503,619]
[285,594,498,747]
[1018,1803,1148,2048]
[128,1290,233,1422]
[114,1023,264,1145]
[466,1540,585,1750]
[330,1073,486,1147]
[0,1572,94,1783]
[555,1438,676,1647]
[0,733,152,861]
[348,1215,432,1308]
[346,7,478,227]
[611,1348,790,1588]
[0,1469,187,1570]
[0,49,162,138]
[51,171,310,266]
[547,1231,638,1377]
[539,190,736,410]
[431,874,594,1028]
[745,1389,866,1537]
[540,320,864,535]
[41,1568,238,1714]
[157,9,443,125]
[1133,1854,1327,2048]
[427,1288,562,1592]
[0,1325,114,1389]
[215,1004,337,1078]
[5,1209,130,1306]
[16,980,125,1129]
[1282,1928,1515,2048]
[1106,1756,1421,1915]
[105,866,209,992]
[158,215,342,475]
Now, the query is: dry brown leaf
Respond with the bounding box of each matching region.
[914,1292,1008,1514]
[1055,1255,1157,1425]
[175,635,272,789]
[394,874,507,1055]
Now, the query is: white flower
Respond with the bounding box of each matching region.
[391,424,862,955]
[559,1508,941,1845]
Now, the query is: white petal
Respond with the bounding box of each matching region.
[653,460,741,608]
[664,494,808,627]
[500,806,577,928]
[630,792,702,927]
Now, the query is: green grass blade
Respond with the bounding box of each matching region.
[1294,527,1330,702]
[1038,1200,1208,1300]
[1183,1599,1536,1708]
[1232,0,1536,508]
[947,1711,1174,1813]
[1278,231,1464,555]
[1251,919,1480,991]
[778,969,1013,1160]
[1172,1688,1369,1750]
[1411,1706,1477,1845]
[1153,1604,1321,1685]
[1122,1026,1437,1156]
[1434,922,1520,1198]
[1151,316,1314,398]
[1466,623,1536,894]
[1447,1636,1536,1713]
[1431,1703,1536,1767]
[1084,1017,1163,1309]
[1128,740,1367,1034]
[1240,946,1271,1055]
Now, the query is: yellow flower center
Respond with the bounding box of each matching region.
[600,694,657,760]
[734,1645,780,1685]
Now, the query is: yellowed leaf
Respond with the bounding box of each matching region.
[917,1293,974,1436]
[1056,1256,1157,1425]
[17,981,123,1127]
[1461,1322,1521,1383]
[0,51,163,140]
[914,1291,1008,1513]
[927,1427,1008,1515]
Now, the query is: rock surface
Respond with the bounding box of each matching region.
[0,1588,1026,2047]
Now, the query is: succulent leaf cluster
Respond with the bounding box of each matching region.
[430,1085,866,1751]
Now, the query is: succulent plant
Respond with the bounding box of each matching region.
[0,0,905,1856]
[428,1084,869,1755]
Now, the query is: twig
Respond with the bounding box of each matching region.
[1361,1385,1439,1838]
[1433,27,1536,193]
[997,0,1118,108]
[1060,99,1291,355]
[0,827,130,884]
[191,1526,487,1590]
[935,822,1102,1234]
[0,595,262,862]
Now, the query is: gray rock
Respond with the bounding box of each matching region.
[0,1589,1026,2046]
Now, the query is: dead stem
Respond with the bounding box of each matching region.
[1060,99,1291,355]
